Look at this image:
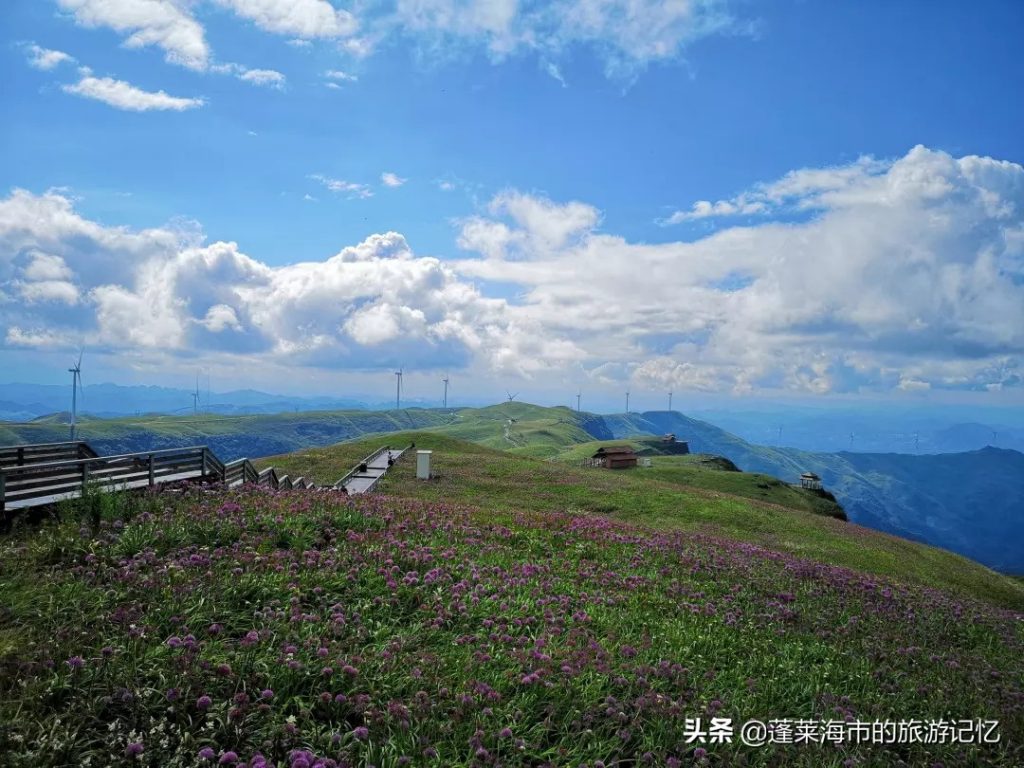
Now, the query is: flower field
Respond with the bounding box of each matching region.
[1,485,1021,767]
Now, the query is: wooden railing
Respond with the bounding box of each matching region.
[0,441,98,468]
[0,446,214,514]
[334,445,410,494]
[0,442,321,519]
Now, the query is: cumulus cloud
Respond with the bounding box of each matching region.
[62,74,205,111]
[453,146,1024,395]
[25,44,76,70]
[3,146,1022,394]
[57,0,210,70]
[212,0,358,39]
[0,188,577,376]
[664,155,891,223]
[210,63,287,88]
[55,0,740,83]
[381,172,407,188]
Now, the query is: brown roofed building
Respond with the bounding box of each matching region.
[591,445,638,469]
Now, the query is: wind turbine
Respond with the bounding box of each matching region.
[442,374,450,409]
[192,373,201,416]
[576,390,581,412]
[625,390,630,414]
[68,350,84,441]
[668,391,672,412]
[394,368,403,409]
[506,390,519,402]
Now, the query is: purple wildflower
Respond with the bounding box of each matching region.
[197,694,213,710]
[352,726,369,741]
[66,655,84,670]
[125,742,144,757]
[219,752,239,765]
[198,747,216,760]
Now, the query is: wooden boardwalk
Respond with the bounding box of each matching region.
[334,446,407,495]
[1,440,411,520]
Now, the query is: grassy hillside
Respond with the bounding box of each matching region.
[2,483,1021,766]
[0,409,458,460]
[259,432,1024,610]
[6,402,1022,572]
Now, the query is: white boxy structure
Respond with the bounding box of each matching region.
[416,450,432,480]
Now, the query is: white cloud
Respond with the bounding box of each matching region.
[212,0,358,39]
[391,0,737,78]
[0,189,570,375]
[25,44,75,70]
[237,67,286,88]
[452,146,1024,395]
[200,304,243,332]
[544,61,567,87]
[4,145,1022,394]
[663,155,891,223]
[310,174,373,199]
[210,62,287,87]
[325,69,358,82]
[62,74,205,111]
[23,253,74,282]
[381,172,407,188]
[57,0,210,70]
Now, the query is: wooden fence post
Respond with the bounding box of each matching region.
[81,461,89,493]
[202,449,208,477]
[148,454,155,486]
[0,472,6,516]
[17,447,24,466]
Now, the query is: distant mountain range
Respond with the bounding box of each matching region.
[0,382,421,419]
[1,401,1020,573]
[600,411,1024,574]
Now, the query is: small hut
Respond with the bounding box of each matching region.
[800,472,822,491]
[662,433,676,443]
[590,445,638,470]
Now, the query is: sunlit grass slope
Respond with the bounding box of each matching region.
[1,484,1021,766]
[260,432,1024,610]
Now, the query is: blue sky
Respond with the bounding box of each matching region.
[1,0,1023,408]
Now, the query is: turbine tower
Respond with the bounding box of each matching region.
[394,368,403,409]
[625,390,630,414]
[192,373,201,415]
[442,374,450,409]
[668,391,672,412]
[68,351,83,441]
[576,390,581,412]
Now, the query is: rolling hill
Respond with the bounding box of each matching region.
[3,402,1021,572]
[259,431,1024,611]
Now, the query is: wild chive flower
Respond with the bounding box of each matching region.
[198,747,216,760]
[352,726,369,741]
[66,655,85,670]
[219,752,239,765]
[197,695,212,710]
[261,688,274,700]
[125,742,144,757]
